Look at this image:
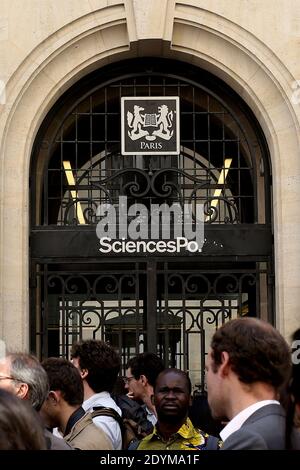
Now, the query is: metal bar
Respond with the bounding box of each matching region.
[146,260,157,353]
[29,261,38,356]
[42,264,49,359]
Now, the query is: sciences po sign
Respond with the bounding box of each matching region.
[121,96,180,155]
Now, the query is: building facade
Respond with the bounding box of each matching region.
[0,0,300,386]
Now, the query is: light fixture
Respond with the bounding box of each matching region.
[63,161,86,225]
[205,158,232,222]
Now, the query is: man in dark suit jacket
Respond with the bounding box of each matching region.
[205,318,291,450]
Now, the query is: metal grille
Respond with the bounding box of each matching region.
[30,60,273,391]
[32,259,272,392]
[41,76,263,227]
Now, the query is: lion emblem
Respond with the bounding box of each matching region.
[127,104,174,141]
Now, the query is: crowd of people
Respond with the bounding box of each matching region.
[0,318,299,450]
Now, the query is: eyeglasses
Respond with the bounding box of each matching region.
[0,376,17,381]
[122,376,135,384]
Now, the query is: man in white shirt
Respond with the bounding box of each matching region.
[71,339,122,449]
[205,317,291,450]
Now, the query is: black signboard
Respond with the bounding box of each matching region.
[121,96,180,155]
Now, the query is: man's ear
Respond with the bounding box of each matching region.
[219,351,230,377]
[140,374,148,386]
[48,390,60,406]
[79,368,88,380]
[15,382,29,401]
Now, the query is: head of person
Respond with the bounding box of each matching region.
[125,353,164,401]
[292,329,300,342]
[206,317,291,421]
[292,328,300,375]
[281,328,300,407]
[41,357,83,429]
[153,368,192,425]
[0,388,46,450]
[0,352,49,411]
[290,368,300,419]
[70,339,120,394]
[289,328,300,427]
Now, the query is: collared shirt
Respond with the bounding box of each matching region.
[83,392,122,449]
[220,400,280,443]
[144,405,157,426]
[136,417,219,450]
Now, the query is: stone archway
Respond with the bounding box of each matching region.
[0,2,299,350]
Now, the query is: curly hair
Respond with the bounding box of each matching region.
[126,353,164,386]
[71,340,120,393]
[42,357,83,406]
[211,317,291,390]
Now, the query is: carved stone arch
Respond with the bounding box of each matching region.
[1,4,299,350]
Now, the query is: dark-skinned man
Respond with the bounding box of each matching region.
[133,368,220,450]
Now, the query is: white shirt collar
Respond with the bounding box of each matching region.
[220,400,280,442]
[82,391,112,411]
[145,406,157,426]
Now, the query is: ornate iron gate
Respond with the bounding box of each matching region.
[30,59,274,391]
[31,259,272,391]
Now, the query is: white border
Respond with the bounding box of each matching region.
[121,96,180,155]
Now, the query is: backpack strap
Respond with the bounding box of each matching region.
[91,406,123,428]
[127,438,140,450]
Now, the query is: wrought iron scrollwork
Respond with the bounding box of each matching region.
[92,169,151,198]
[150,168,208,200]
[62,199,100,225]
[203,197,239,223]
[60,162,242,226]
[62,167,212,225]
